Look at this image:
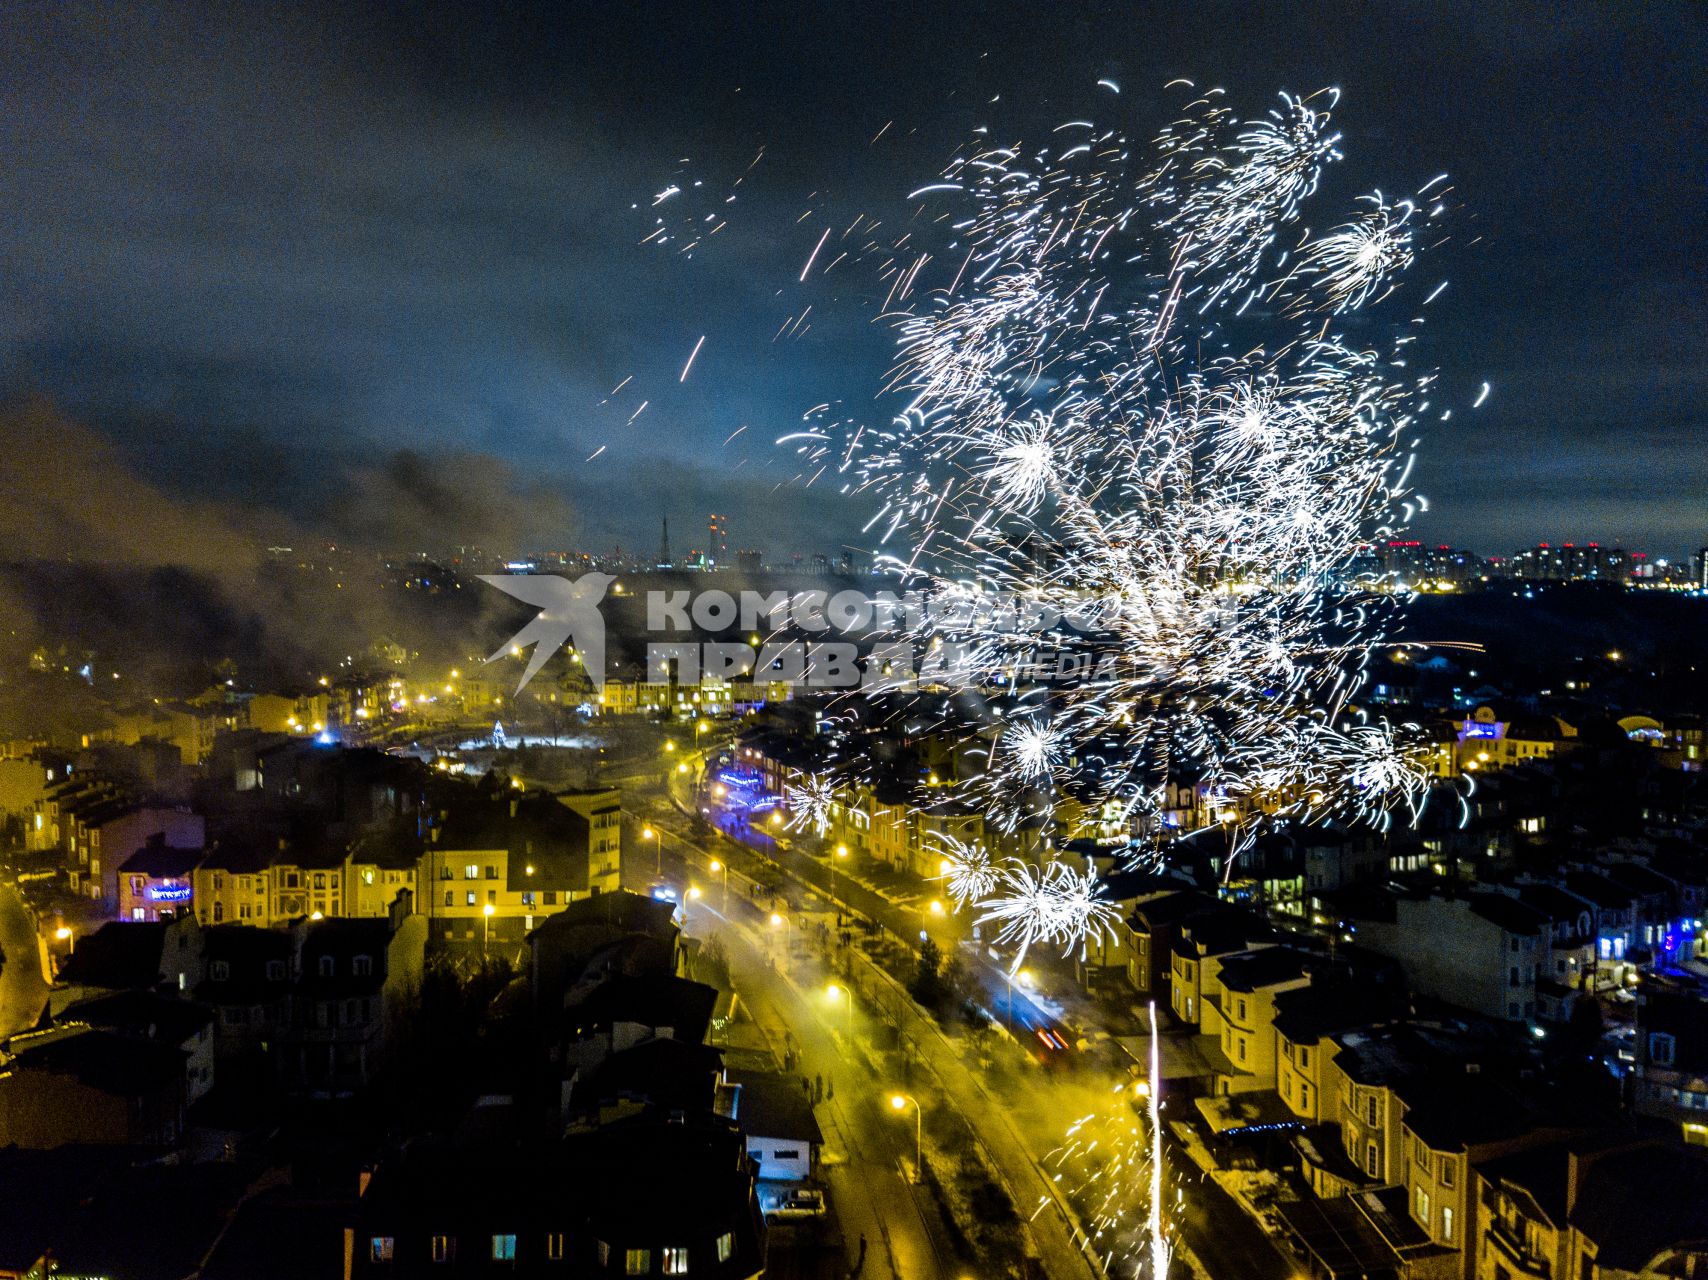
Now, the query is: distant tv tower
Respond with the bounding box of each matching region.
[658,516,672,568]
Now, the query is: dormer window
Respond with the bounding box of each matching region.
[210,960,230,981]
[266,960,285,981]
[353,955,373,977]
[318,956,335,978]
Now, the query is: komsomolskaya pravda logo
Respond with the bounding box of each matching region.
[479,574,1186,695]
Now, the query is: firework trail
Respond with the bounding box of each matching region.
[788,82,1453,939]
[1047,1005,1173,1279]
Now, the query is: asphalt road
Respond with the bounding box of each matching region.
[713,912,948,1280]
[0,881,49,1039]
[639,790,1105,1280]
[1162,1129,1298,1280]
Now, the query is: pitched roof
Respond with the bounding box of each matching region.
[1217,947,1312,993]
[563,975,717,1044]
[1569,1144,1708,1270]
[1272,983,1396,1045]
[1,1025,186,1095]
[1466,893,1550,936]
[60,990,213,1044]
[53,922,168,991]
[119,841,203,879]
[727,1070,825,1146]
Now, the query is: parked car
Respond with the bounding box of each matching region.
[766,1188,827,1220]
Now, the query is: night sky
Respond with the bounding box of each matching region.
[2,1,1704,563]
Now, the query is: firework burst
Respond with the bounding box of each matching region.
[792,82,1451,922]
[783,772,839,838]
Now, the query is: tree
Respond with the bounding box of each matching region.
[909,937,943,1007]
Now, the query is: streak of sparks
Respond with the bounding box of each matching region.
[680,334,706,382]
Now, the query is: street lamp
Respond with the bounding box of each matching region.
[889,1093,922,1181]
[708,859,729,911]
[482,901,495,952]
[826,982,854,1039]
[832,842,848,906]
[769,911,789,966]
[641,824,660,877]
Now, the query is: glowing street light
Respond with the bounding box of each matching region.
[642,824,660,876]
[482,900,496,951]
[889,1093,922,1180]
[826,982,854,1038]
[832,842,849,906]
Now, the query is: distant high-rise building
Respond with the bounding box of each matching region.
[736,549,763,574]
[1695,547,1708,590]
[657,516,673,568]
[1505,543,1627,582]
[708,513,728,567]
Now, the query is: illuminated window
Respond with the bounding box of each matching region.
[663,1248,688,1275]
[625,1249,650,1275]
[1442,1205,1455,1241]
[370,1236,394,1262]
[716,1234,733,1263]
[547,1233,565,1261]
[430,1235,454,1263]
[1415,1188,1430,1225]
[492,1235,517,1261]
[466,891,477,907]
[596,1240,610,1266]
[464,864,478,880]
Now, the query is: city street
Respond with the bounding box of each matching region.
[633,787,1109,1280]
[708,910,948,1280]
[0,880,49,1039]
[627,755,1306,1280]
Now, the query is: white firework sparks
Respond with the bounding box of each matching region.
[927,832,999,909]
[793,82,1445,907]
[976,860,1123,972]
[783,773,838,838]
[1000,717,1066,780]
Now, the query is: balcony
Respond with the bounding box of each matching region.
[1487,1217,1551,1279]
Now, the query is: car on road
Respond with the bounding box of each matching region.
[764,1188,827,1221]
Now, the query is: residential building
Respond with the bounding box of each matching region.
[117,834,202,922]
[423,792,608,948]
[0,1024,187,1148]
[1357,893,1550,1022]
[279,894,427,1099]
[1472,1137,1708,1280]
[725,1070,824,1183]
[346,1115,766,1280]
[1630,981,1708,1147]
